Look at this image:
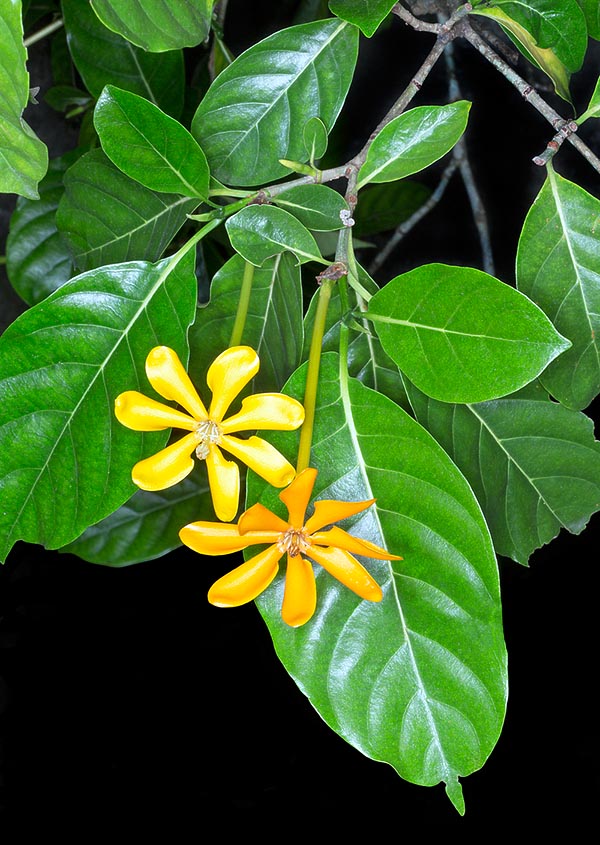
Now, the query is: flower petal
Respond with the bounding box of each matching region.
[238,502,289,535]
[131,431,198,490]
[220,393,305,434]
[179,521,274,555]
[207,346,260,422]
[206,444,240,522]
[308,544,383,602]
[115,391,197,432]
[281,555,317,628]
[145,346,208,420]
[310,525,402,560]
[304,498,376,534]
[207,544,282,607]
[279,467,317,529]
[221,434,295,488]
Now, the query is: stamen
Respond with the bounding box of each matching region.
[277,527,310,557]
[194,420,221,460]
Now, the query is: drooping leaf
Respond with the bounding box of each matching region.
[0,251,197,563]
[249,353,507,812]
[404,377,600,565]
[303,116,328,163]
[366,263,570,403]
[56,149,199,271]
[94,85,210,199]
[61,0,185,118]
[90,0,214,52]
[471,0,587,73]
[188,252,304,392]
[271,184,348,231]
[577,0,600,38]
[357,102,471,189]
[191,18,358,186]
[329,0,396,37]
[225,205,325,266]
[352,180,431,238]
[6,153,76,305]
[62,474,212,566]
[0,0,48,198]
[516,166,600,410]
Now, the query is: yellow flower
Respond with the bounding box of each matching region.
[115,345,305,522]
[179,467,401,627]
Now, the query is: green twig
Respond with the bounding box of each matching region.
[23,17,64,48]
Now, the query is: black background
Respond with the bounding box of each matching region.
[1,2,599,833]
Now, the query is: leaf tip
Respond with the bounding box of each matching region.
[445,776,466,815]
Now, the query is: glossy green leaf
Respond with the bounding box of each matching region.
[6,154,75,305]
[516,167,600,410]
[56,149,198,272]
[303,116,328,163]
[191,18,358,186]
[577,77,600,124]
[329,0,396,36]
[225,205,325,266]
[62,0,185,118]
[366,263,571,403]
[577,0,600,38]
[249,353,507,811]
[404,378,600,565]
[271,184,348,231]
[0,0,48,198]
[357,102,471,189]
[0,251,197,563]
[188,252,304,392]
[90,0,213,52]
[353,181,431,237]
[63,474,212,566]
[94,86,210,199]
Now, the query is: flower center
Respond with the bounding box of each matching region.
[277,527,310,557]
[194,420,221,460]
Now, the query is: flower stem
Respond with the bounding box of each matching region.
[296,278,334,473]
[229,260,255,347]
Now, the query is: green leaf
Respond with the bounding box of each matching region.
[271,184,348,231]
[0,0,48,198]
[353,181,431,237]
[404,378,600,565]
[191,18,358,186]
[90,0,214,52]
[188,252,304,391]
[577,0,600,38]
[0,251,197,563]
[357,102,471,189]
[6,154,76,305]
[516,167,600,410]
[225,205,325,266]
[577,76,600,124]
[62,474,212,566]
[43,85,92,114]
[329,0,396,36]
[303,116,328,163]
[366,263,571,403]
[61,0,185,118]
[94,85,210,199]
[249,353,507,809]
[56,149,199,271]
[472,0,587,71]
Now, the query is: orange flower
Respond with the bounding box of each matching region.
[115,345,305,521]
[179,468,401,627]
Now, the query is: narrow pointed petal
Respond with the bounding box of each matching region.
[221,435,295,488]
[310,525,402,560]
[238,502,289,535]
[304,498,375,534]
[205,444,240,522]
[308,544,383,602]
[115,391,197,432]
[281,555,317,628]
[207,346,259,422]
[179,521,275,555]
[220,394,305,433]
[208,544,282,607]
[145,346,208,420]
[132,432,197,490]
[279,467,317,529]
